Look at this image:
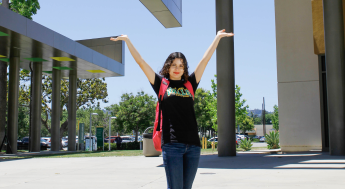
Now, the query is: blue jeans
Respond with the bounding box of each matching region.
[162,143,201,189]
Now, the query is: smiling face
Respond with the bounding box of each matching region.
[169,58,185,80]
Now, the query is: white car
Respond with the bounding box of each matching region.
[236,134,245,140]
[120,136,135,143]
[208,137,218,142]
[61,138,68,147]
[260,137,266,142]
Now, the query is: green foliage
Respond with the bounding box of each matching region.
[1,0,40,20]
[265,113,273,124]
[76,107,118,140]
[18,105,30,138]
[272,105,279,131]
[251,138,260,143]
[253,117,262,124]
[206,141,218,149]
[265,131,280,149]
[107,91,156,142]
[7,0,40,20]
[19,71,109,138]
[240,115,254,134]
[194,88,213,133]
[103,142,140,151]
[208,75,249,131]
[239,138,253,151]
[209,77,218,131]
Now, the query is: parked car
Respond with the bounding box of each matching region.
[40,139,50,149]
[137,136,143,142]
[17,137,50,150]
[41,137,51,143]
[61,138,68,147]
[208,137,218,142]
[236,134,245,140]
[260,137,266,142]
[207,137,240,147]
[129,136,142,142]
[104,136,118,143]
[120,136,135,143]
[254,135,264,140]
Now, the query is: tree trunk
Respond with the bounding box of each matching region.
[2,0,9,8]
[135,127,138,142]
[0,0,9,150]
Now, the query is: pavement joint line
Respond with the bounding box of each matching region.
[140,175,165,188]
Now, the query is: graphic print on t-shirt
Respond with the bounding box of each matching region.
[166,87,192,98]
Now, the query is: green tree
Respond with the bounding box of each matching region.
[0,0,40,20]
[272,105,279,131]
[240,115,254,134]
[253,117,262,124]
[109,91,156,142]
[208,77,218,132]
[208,75,249,132]
[75,106,118,139]
[194,88,213,136]
[20,72,108,139]
[265,113,273,124]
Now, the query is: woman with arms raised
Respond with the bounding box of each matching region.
[110,29,234,189]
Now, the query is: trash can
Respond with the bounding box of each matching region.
[143,127,161,157]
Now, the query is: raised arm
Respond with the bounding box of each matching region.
[194,29,234,83]
[110,35,155,84]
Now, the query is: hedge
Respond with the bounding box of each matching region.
[99,142,141,151]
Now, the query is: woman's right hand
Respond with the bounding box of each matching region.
[110,35,128,42]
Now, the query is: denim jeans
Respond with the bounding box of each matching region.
[162,143,201,189]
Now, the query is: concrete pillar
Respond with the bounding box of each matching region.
[323,0,345,155]
[51,61,61,151]
[29,62,42,152]
[7,51,20,154]
[68,68,77,151]
[0,61,7,149]
[216,0,236,156]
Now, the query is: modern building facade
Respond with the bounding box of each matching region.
[275,0,345,155]
[0,5,125,154]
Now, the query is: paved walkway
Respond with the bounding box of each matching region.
[1,151,344,189]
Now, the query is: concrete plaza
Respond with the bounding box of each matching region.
[1,151,344,189]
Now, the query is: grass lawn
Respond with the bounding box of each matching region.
[1,147,272,159]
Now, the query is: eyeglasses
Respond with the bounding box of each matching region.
[171,65,184,70]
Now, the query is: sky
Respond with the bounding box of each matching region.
[32,0,277,111]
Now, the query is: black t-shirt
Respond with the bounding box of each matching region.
[151,73,201,147]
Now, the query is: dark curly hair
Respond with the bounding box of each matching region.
[159,52,189,83]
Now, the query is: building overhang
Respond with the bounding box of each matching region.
[312,0,345,55]
[140,0,182,28]
[0,6,124,79]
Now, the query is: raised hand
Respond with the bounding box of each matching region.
[110,35,128,42]
[217,29,234,38]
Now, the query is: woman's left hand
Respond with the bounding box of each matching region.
[217,29,234,38]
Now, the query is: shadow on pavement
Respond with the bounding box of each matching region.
[158,151,345,170]
[0,157,33,162]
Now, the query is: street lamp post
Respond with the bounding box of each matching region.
[109,116,116,151]
[89,112,98,151]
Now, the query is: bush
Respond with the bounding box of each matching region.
[207,141,218,149]
[251,138,260,142]
[101,142,141,151]
[103,143,117,150]
[239,138,253,151]
[265,131,280,149]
